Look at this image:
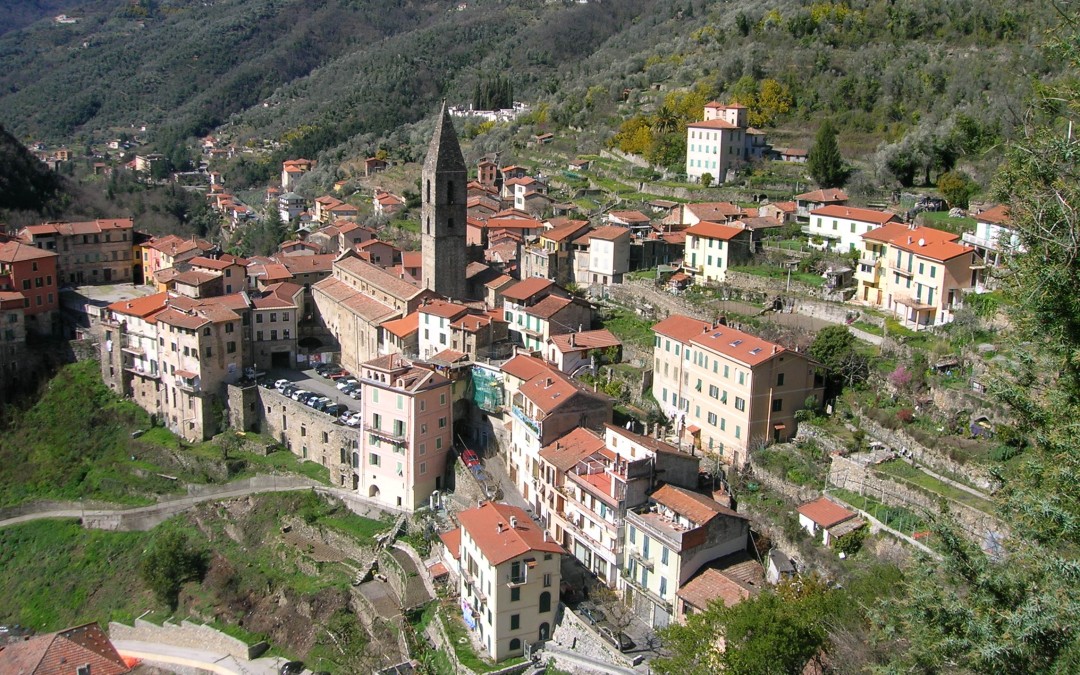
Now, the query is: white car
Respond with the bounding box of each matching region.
[336,378,358,390]
[274,379,291,390]
[342,411,363,427]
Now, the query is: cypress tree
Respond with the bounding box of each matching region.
[808,119,845,188]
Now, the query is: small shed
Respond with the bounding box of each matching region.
[797,497,861,547]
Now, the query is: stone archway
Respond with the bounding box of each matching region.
[369,484,380,498]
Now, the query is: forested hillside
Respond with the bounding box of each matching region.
[0,0,1061,185]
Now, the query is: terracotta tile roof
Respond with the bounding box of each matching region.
[884,226,973,262]
[428,561,449,578]
[685,221,747,240]
[688,118,738,130]
[686,201,743,222]
[249,262,293,282]
[451,312,495,332]
[608,210,650,223]
[382,311,420,338]
[797,497,857,528]
[860,221,911,243]
[503,277,556,301]
[281,253,336,274]
[0,622,130,674]
[542,219,591,242]
[522,294,573,320]
[652,314,713,343]
[539,427,606,472]
[0,241,58,263]
[430,348,468,364]
[677,568,757,610]
[20,218,133,238]
[811,205,898,225]
[187,256,237,271]
[501,353,550,381]
[252,282,302,309]
[519,369,598,414]
[401,251,422,268]
[457,502,564,565]
[653,484,745,526]
[795,188,849,203]
[439,527,462,560]
[549,329,621,353]
[589,225,632,241]
[772,201,797,212]
[420,299,470,320]
[477,217,544,231]
[485,273,514,289]
[173,270,221,287]
[335,254,425,301]
[146,235,212,256]
[687,322,789,366]
[976,204,1011,226]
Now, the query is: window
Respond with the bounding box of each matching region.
[419,462,426,475]
[256,314,264,323]
[509,638,521,652]
[270,330,278,340]
[543,573,552,588]
[659,577,668,599]
[629,525,636,544]
[707,412,718,426]
[270,312,277,322]
[735,426,742,439]
[511,587,520,602]
[539,591,551,613]
[661,546,669,565]
[735,397,746,411]
[777,373,785,386]
[738,371,745,385]
[369,453,380,466]
[510,614,520,630]
[439,417,447,428]
[205,346,212,357]
[772,398,783,412]
[225,322,234,333]
[256,331,263,341]
[708,384,719,399]
[227,341,236,354]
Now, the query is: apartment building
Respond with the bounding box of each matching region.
[142,235,213,283]
[537,424,698,586]
[582,225,631,286]
[355,354,453,511]
[682,221,754,283]
[506,360,612,510]
[188,256,246,295]
[0,240,59,336]
[251,282,304,370]
[652,314,823,467]
[418,299,470,360]
[963,204,1018,269]
[18,218,134,285]
[622,484,749,628]
[805,205,898,253]
[685,102,752,183]
[544,328,621,375]
[101,293,169,416]
[503,278,592,352]
[519,219,591,285]
[855,223,980,329]
[451,502,563,661]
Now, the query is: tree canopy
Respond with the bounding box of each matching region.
[807,119,845,188]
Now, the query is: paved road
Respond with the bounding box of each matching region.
[0,476,398,531]
[114,639,295,675]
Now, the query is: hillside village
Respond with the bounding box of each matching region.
[0,87,1031,674]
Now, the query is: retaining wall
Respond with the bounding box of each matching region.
[109,619,266,661]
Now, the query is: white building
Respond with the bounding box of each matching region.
[685,102,754,183]
[450,502,563,661]
[805,205,898,253]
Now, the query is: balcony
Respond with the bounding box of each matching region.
[364,423,407,445]
[463,571,487,604]
[884,259,914,277]
[511,405,541,437]
[629,549,654,571]
[505,572,527,587]
[620,567,672,613]
[175,370,200,392]
[123,362,160,380]
[120,337,146,355]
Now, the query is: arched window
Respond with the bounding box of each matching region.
[447,180,455,204]
[539,591,551,613]
[509,638,521,653]
[426,180,431,202]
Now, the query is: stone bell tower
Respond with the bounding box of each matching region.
[421,102,468,300]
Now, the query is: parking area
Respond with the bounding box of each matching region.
[264,365,361,420]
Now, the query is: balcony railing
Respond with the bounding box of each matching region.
[123,362,160,379]
[505,573,527,587]
[620,567,672,612]
[629,549,654,571]
[364,423,407,445]
[512,405,540,437]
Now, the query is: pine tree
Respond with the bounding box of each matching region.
[807,119,845,188]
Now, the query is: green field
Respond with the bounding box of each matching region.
[874,460,996,514]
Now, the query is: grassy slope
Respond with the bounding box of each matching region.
[0,492,386,658]
[0,360,330,507]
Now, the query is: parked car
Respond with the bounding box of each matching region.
[274,379,291,390]
[349,387,363,400]
[336,377,358,390]
[600,626,635,652]
[342,411,363,426]
[291,389,311,401]
[279,662,304,675]
[280,385,297,398]
[327,369,351,380]
[340,382,360,395]
[314,362,339,375]
[461,449,480,468]
[325,403,348,417]
[310,396,331,410]
[577,602,605,626]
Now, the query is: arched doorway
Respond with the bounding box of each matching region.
[352,474,359,490]
[369,484,380,498]
[538,622,550,641]
[509,638,521,654]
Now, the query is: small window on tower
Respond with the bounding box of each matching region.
[447,181,455,203]
[448,217,454,229]
[426,180,431,202]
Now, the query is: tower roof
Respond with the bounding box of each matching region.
[424,101,466,174]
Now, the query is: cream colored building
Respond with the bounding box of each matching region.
[685,103,752,183]
[583,225,631,286]
[451,502,563,661]
[682,221,753,283]
[652,314,823,467]
[855,223,980,329]
[621,484,749,628]
[805,205,898,253]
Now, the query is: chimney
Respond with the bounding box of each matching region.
[510,516,518,529]
[772,345,778,354]
[569,332,576,348]
[543,531,550,542]
[497,522,504,533]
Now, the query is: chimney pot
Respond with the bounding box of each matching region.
[497,522,503,533]
[510,516,518,528]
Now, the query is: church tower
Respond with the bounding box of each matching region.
[421,102,468,300]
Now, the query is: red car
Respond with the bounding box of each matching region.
[327,369,350,380]
[461,449,480,468]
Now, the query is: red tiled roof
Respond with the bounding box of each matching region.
[0,622,130,675]
[0,241,58,263]
[884,226,972,262]
[652,314,712,343]
[608,210,650,223]
[439,527,462,559]
[522,294,573,320]
[539,427,606,472]
[420,299,470,320]
[976,204,1011,226]
[688,322,789,367]
[104,293,165,320]
[686,201,743,222]
[457,502,563,565]
[810,205,897,225]
[381,311,420,338]
[588,225,632,241]
[685,221,747,240]
[677,568,757,610]
[795,188,849,203]
[543,219,591,242]
[548,329,621,353]
[519,369,595,414]
[501,353,550,381]
[797,497,857,528]
[503,277,556,301]
[652,484,745,525]
[688,118,738,130]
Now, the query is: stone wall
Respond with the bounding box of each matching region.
[379,547,410,611]
[852,412,995,491]
[109,619,267,660]
[248,385,359,488]
[746,446,822,505]
[828,454,1005,541]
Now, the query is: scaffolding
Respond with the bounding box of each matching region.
[471,365,505,413]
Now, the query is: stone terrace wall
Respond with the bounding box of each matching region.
[109,619,267,660]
